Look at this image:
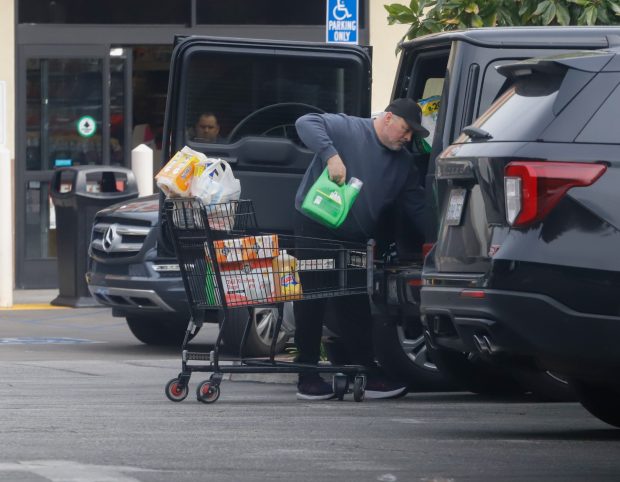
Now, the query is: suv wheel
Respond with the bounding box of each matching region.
[126,315,198,346]
[571,379,620,428]
[220,307,290,356]
[372,314,450,390]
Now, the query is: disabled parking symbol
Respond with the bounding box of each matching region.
[326,0,358,44]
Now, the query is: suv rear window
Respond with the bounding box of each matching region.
[183,49,366,145]
[463,72,562,142]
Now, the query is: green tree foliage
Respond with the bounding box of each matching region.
[385,0,620,43]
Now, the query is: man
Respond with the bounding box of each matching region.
[193,112,221,143]
[293,97,429,400]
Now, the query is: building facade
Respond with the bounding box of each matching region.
[3,0,408,289]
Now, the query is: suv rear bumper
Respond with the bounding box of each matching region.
[421,286,620,380]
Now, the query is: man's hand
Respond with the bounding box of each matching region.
[327,155,346,185]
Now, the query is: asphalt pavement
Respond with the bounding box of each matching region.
[1,289,296,383]
[2,290,620,481]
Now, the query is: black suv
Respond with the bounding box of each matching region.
[421,48,620,426]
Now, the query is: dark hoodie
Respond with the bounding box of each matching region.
[294,112,425,239]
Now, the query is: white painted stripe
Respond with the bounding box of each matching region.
[0,460,154,482]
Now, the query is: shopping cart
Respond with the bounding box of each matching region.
[163,197,373,403]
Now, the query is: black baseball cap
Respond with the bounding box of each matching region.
[385,98,430,138]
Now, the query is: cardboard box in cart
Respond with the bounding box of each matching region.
[217,259,276,306]
[213,235,279,264]
[206,235,279,306]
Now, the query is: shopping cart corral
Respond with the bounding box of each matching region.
[163,197,372,403]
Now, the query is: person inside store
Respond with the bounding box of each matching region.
[293,97,429,400]
[192,112,222,143]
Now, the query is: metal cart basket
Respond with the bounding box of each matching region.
[163,197,373,403]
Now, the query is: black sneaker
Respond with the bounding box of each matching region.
[364,376,408,399]
[296,375,335,401]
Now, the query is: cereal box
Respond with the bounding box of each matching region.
[213,235,279,264]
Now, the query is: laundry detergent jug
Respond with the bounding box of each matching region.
[301,168,363,229]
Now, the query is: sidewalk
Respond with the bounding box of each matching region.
[12,289,59,305]
[2,289,69,310]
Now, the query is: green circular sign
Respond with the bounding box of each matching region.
[77,116,97,138]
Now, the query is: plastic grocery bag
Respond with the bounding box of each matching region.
[190,158,241,205]
[155,146,208,197]
[417,95,441,153]
[191,158,241,231]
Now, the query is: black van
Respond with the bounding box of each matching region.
[86,27,620,392]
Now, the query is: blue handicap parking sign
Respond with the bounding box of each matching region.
[326,0,358,44]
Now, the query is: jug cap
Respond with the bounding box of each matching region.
[348,178,363,190]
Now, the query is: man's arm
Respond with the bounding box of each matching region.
[295,113,347,184]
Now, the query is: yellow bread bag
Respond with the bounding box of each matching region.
[155,146,207,196]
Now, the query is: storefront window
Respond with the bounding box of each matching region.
[25,181,54,258]
[19,0,190,24]
[20,0,365,27]
[132,46,172,154]
[27,58,103,170]
[197,0,325,25]
[110,55,125,165]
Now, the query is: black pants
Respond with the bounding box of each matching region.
[292,212,375,368]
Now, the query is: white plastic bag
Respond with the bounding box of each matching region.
[190,158,241,205]
[190,158,241,231]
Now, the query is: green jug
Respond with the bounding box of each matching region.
[301,168,363,229]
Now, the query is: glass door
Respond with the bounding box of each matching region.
[16,45,131,288]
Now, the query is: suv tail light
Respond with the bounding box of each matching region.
[504,161,606,227]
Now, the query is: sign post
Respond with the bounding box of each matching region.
[326,0,359,44]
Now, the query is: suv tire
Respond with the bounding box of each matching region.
[372,314,451,390]
[220,307,289,356]
[571,379,620,428]
[126,315,198,346]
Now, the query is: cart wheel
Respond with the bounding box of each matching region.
[196,380,221,404]
[165,378,188,402]
[353,375,366,402]
[333,374,349,401]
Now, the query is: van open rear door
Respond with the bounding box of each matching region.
[161,36,372,234]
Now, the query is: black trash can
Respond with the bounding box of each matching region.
[50,166,139,307]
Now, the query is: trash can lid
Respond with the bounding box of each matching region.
[50,165,139,198]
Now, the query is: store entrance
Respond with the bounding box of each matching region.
[16,44,171,288]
